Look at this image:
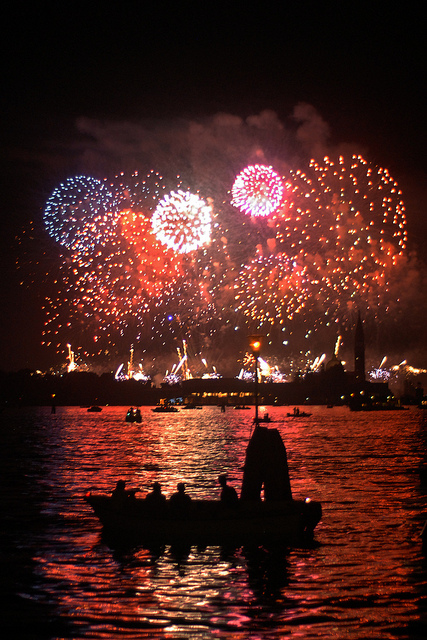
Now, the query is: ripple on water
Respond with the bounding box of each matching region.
[1,404,426,639]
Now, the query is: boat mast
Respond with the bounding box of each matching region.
[249,335,263,427]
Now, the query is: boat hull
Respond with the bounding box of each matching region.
[84,494,321,545]
[125,415,142,423]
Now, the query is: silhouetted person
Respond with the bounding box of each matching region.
[218,474,239,507]
[112,479,137,501]
[145,481,166,511]
[169,482,192,514]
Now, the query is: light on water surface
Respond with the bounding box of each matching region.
[1,405,427,639]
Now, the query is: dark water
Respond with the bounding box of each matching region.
[1,405,427,639]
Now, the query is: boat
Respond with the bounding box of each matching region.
[286,409,312,418]
[234,405,251,410]
[125,407,142,423]
[253,412,272,423]
[87,405,102,412]
[84,493,321,544]
[152,404,179,413]
[84,425,322,545]
[349,403,409,412]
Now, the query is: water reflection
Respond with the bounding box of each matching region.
[1,405,427,638]
[99,531,294,634]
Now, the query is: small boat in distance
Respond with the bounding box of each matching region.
[287,407,311,418]
[349,402,409,412]
[87,405,102,412]
[125,407,142,423]
[253,412,272,423]
[152,404,179,413]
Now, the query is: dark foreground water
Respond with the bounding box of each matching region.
[1,404,427,639]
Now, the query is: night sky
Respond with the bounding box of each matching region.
[1,2,426,372]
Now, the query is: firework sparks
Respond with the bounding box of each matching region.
[119,209,184,298]
[152,190,212,253]
[272,154,409,327]
[44,176,120,255]
[38,152,416,366]
[107,170,166,213]
[235,253,309,327]
[231,164,284,217]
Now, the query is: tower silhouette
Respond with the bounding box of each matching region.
[354,311,365,384]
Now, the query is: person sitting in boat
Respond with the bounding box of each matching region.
[111,479,138,501]
[145,481,166,510]
[218,474,239,507]
[169,482,192,514]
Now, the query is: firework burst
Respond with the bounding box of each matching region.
[38,152,416,366]
[152,190,212,253]
[231,164,284,217]
[272,154,408,324]
[44,176,120,256]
